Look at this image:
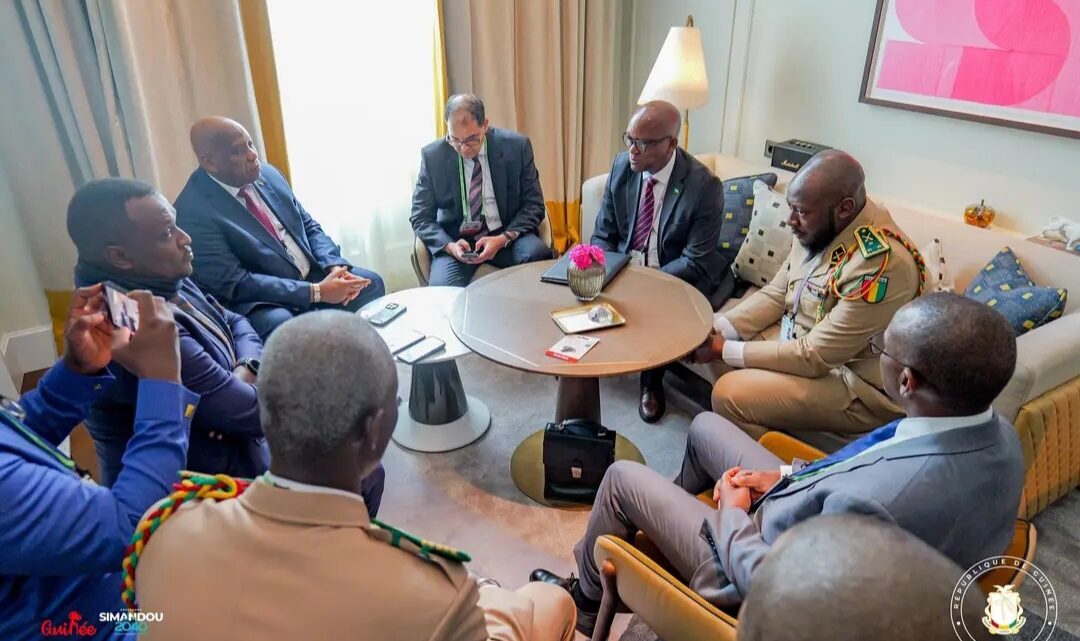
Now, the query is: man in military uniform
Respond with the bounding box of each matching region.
[134,311,575,641]
[693,150,923,446]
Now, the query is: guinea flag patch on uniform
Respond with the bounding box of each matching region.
[861,275,888,303]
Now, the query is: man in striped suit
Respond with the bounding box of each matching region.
[410,94,552,287]
[591,100,726,423]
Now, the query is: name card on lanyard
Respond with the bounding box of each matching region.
[782,253,823,341]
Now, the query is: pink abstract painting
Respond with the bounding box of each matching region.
[862,0,1080,137]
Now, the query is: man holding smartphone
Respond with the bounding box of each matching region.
[410,94,553,287]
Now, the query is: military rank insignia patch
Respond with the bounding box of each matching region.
[854,225,890,259]
[861,275,888,303]
[829,245,847,266]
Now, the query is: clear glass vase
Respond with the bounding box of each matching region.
[568,262,605,302]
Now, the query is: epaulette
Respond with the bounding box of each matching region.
[371,518,472,563]
[854,225,890,259]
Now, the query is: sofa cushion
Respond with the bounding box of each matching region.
[964,247,1067,335]
[716,173,778,264]
[732,181,794,287]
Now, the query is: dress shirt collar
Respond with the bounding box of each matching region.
[644,149,677,186]
[208,172,246,199]
[893,407,995,441]
[262,471,366,504]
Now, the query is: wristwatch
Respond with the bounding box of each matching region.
[502,230,518,244]
[239,357,261,376]
[311,283,322,304]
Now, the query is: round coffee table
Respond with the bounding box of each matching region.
[361,286,490,453]
[449,261,713,505]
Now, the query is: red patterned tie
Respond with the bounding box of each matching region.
[239,186,281,241]
[631,177,658,251]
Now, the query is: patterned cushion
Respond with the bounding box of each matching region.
[963,247,1067,336]
[733,180,793,286]
[716,172,779,264]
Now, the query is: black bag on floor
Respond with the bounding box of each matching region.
[542,419,616,503]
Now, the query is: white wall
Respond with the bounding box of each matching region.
[628,0,736,156]
[728,0,1080,234]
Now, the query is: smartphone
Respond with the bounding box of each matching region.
[368,302,406,327]
[103,281,139,332]
[396,336,445,364]
[461,251,479,262]
[383,329,425,354]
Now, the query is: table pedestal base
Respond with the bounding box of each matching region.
[511,376,645,508]
[394,360,490,452]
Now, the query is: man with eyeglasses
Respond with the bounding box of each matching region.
[692,150,923,449]
[410,94,552,287]
[590,100,726,423]
[532,292,1024,636]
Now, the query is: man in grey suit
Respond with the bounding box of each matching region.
[531,292,1024,636]
[591,101,726,422]
[410,94,552,287]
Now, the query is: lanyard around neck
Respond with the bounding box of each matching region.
[456,138,488,221]
[1,399,85,478]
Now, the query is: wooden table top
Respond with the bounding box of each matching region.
[449,261,713,378]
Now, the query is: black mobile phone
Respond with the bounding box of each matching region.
[368,302,406,327]
[396,336,445,364]
[461,251,480,261]
[103,281,139,332]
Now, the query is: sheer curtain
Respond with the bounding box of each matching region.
[266,0,438,291]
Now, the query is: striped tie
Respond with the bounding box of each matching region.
[469,158,484,224]
[631,177,658,251]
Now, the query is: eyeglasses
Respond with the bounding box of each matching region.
[622,133,674,153]
[445,134,483,149]
[868,332,931,387]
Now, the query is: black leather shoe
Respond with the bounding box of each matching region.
[528,569,598,637]
[638,385,666,423]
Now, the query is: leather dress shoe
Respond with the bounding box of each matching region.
[529,569,598,637]
[638,385,666,423]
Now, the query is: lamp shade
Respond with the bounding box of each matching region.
[637,26,709,109]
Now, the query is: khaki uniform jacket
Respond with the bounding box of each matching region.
[137,481,538,641]
[722,199,921,416]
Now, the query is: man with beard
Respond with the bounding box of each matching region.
[693,150,922,446]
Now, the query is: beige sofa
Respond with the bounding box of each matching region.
[581,153,1080,518]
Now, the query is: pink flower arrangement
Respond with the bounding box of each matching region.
[569,244,606,270]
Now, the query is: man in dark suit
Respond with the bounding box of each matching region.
[410,94,552,287]
[591,100,726,422]
[66,178,385,515]
[175,116,385,340]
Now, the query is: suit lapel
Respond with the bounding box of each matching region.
[487,129,508,227]
[445,147,464,222]
[625,166,642,253]
[196,171,295,266]
[657,151,689,259]
[253,179,314,261]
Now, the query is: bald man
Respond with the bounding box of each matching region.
[533,293,1023,634]
[592,100,726,423]
[693,150,921,448]
[739,515,993,641]
[175,116,385,340]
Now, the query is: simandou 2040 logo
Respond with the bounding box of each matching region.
[952,556,1057,640]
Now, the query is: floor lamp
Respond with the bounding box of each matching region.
[637,15,709,149]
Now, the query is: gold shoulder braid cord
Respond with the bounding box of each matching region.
[815,225,927,323]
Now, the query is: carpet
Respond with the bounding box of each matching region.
[379,353,1080,640]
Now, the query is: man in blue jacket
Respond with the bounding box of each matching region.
[0,283,198,641]
[175,116,385,339]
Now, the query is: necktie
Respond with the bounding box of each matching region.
[239,185,281,242]
[749,418,902,511]
[468,158,484,224]
[631,177,658,251]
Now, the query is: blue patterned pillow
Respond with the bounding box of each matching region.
[963,247,1067,336]
[716,173,779,264]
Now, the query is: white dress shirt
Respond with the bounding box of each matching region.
[461,146,502,232]
[263,471,366,504]
[210,174,312,278]
[638,150,677,269]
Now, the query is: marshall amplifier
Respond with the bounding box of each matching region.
[770,139,831,173]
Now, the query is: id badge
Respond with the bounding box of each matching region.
[629,250,646,268]
[461,221,484,237]
[780,314,796,342]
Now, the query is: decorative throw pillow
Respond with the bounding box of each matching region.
[920,238,955,293]
[963,247,1067,336]
[716,172,779,264]
[732,180,793,286]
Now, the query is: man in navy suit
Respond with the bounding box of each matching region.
[66,179,385,515]
[175,116,385,339]
[411,94,552,287]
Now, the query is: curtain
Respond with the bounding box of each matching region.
[442,0,624,252]
[266,0,439,292]
[239,0,292,184]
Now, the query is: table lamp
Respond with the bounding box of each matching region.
[637,15,709,149]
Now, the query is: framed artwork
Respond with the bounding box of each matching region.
[860,0,1080,139]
